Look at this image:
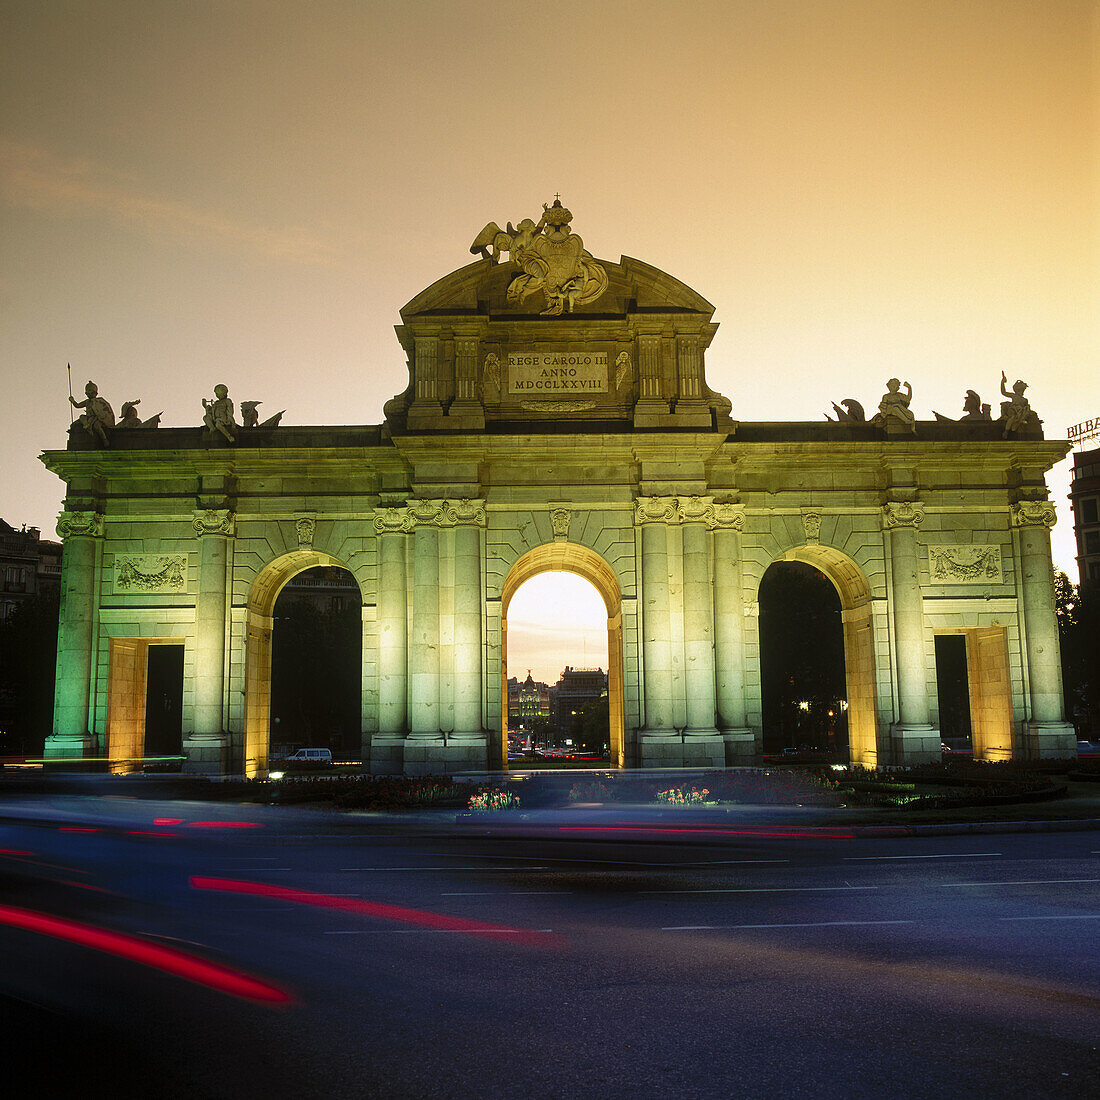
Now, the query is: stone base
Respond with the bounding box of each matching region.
[182,735,229,776]
[1024,721,1077,759]
[403,734,488,776]
[889,723,941,766]
[43,733,93,761]
[721,728,757,765]
[445,402,485,430]
[682,733,726,768]
[638,731,685,768]
[369,735,406,775]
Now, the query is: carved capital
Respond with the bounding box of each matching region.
[1011,500,1057,529]
[882,501,925,530]
[801,510,822,544]
[192,508,235,537]
[56,510,103,540]
[373,507,413,535]
[294,513,316,550]
[679,495,714,524]
[407,498,486,528]
[634,496,681,526]
[706,503,745,531]
[549,506,571,541]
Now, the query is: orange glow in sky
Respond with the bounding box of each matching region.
[1,1,1096,577]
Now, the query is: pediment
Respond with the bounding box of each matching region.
[400,255,714,321]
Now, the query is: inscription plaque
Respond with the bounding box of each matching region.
[508,352,607,395]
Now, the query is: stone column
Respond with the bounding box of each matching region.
[680,498,725,767]
[633,334,668,426]
[681,498,718,736]
[452,501,487,742]
[407,335,443,428]
[673,335,710,425]
[46,511,103,758]
[187,508,233,774]
[636,497,680,763]
[1012,501,1076,756]
[372,507,410,773]
[883,501,938,763]
[709,504,754,763]
[447,335,486,429]
[408,514,441,740]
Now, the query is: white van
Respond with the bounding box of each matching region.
[285,748,333,763]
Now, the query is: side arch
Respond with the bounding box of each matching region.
[243,549,359,776]
[768,545,880,767]
[500,543,625,768]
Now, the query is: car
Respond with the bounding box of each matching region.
[284,748,332,763]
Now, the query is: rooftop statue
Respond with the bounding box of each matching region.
[115,399,162,429]
[470,198,608,316]
[871,378,916,434]
[241,401,285,429]
[828,398,866,423]
[69,380,114,447]
[202,384,237,443]
[999,372,1040,437]
[934,388,991,424]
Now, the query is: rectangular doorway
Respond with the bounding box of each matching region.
[935,628,1014,761]
[145,644,184,762]
[108,639,184,772]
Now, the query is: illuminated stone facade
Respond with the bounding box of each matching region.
[41,213,1075,774]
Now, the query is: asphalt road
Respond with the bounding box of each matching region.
[1,795,1098,1098]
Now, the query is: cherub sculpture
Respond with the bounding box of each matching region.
[202,384,237,442]
[69,381,114,446]
[871,378,916,434]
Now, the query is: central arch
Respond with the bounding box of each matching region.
[500,543,625,768]
[243,550,360,776]
[771,545,880,767]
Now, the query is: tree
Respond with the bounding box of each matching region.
[1057,570,1095,738]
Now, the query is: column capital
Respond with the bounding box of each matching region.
[407,498,486,528]
[679,494,714,524]
[56,510,103,540]
[707,502,745,531]
[373,506,413,535]
[882,500,925,530]
[1011,500,1057,529]
[192,508,235,537]
[635,495,680,526]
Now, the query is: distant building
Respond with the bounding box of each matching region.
[508,671,551,739]
[0,520,62,620]
[276,566,361,614]
[1069,444,1100,584]
[554,666,607,725]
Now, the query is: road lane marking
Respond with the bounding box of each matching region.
[323,928,557,935]
[440,891,573,896]
[644,886,880,894]
[998,914,1100,921]
[339,866,552,872]
[940,878,1100,887]
[662,920,914,931]
[843,853,1001,861]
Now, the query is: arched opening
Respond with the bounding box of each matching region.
[758,547,880,767]
[270,565,362,761]
[243,551,361,776]
[506,572,610,763]
[501,544,625,769]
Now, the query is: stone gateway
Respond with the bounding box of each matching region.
[41,202,1075,776]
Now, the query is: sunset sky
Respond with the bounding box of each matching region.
[2,1,1096,678]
